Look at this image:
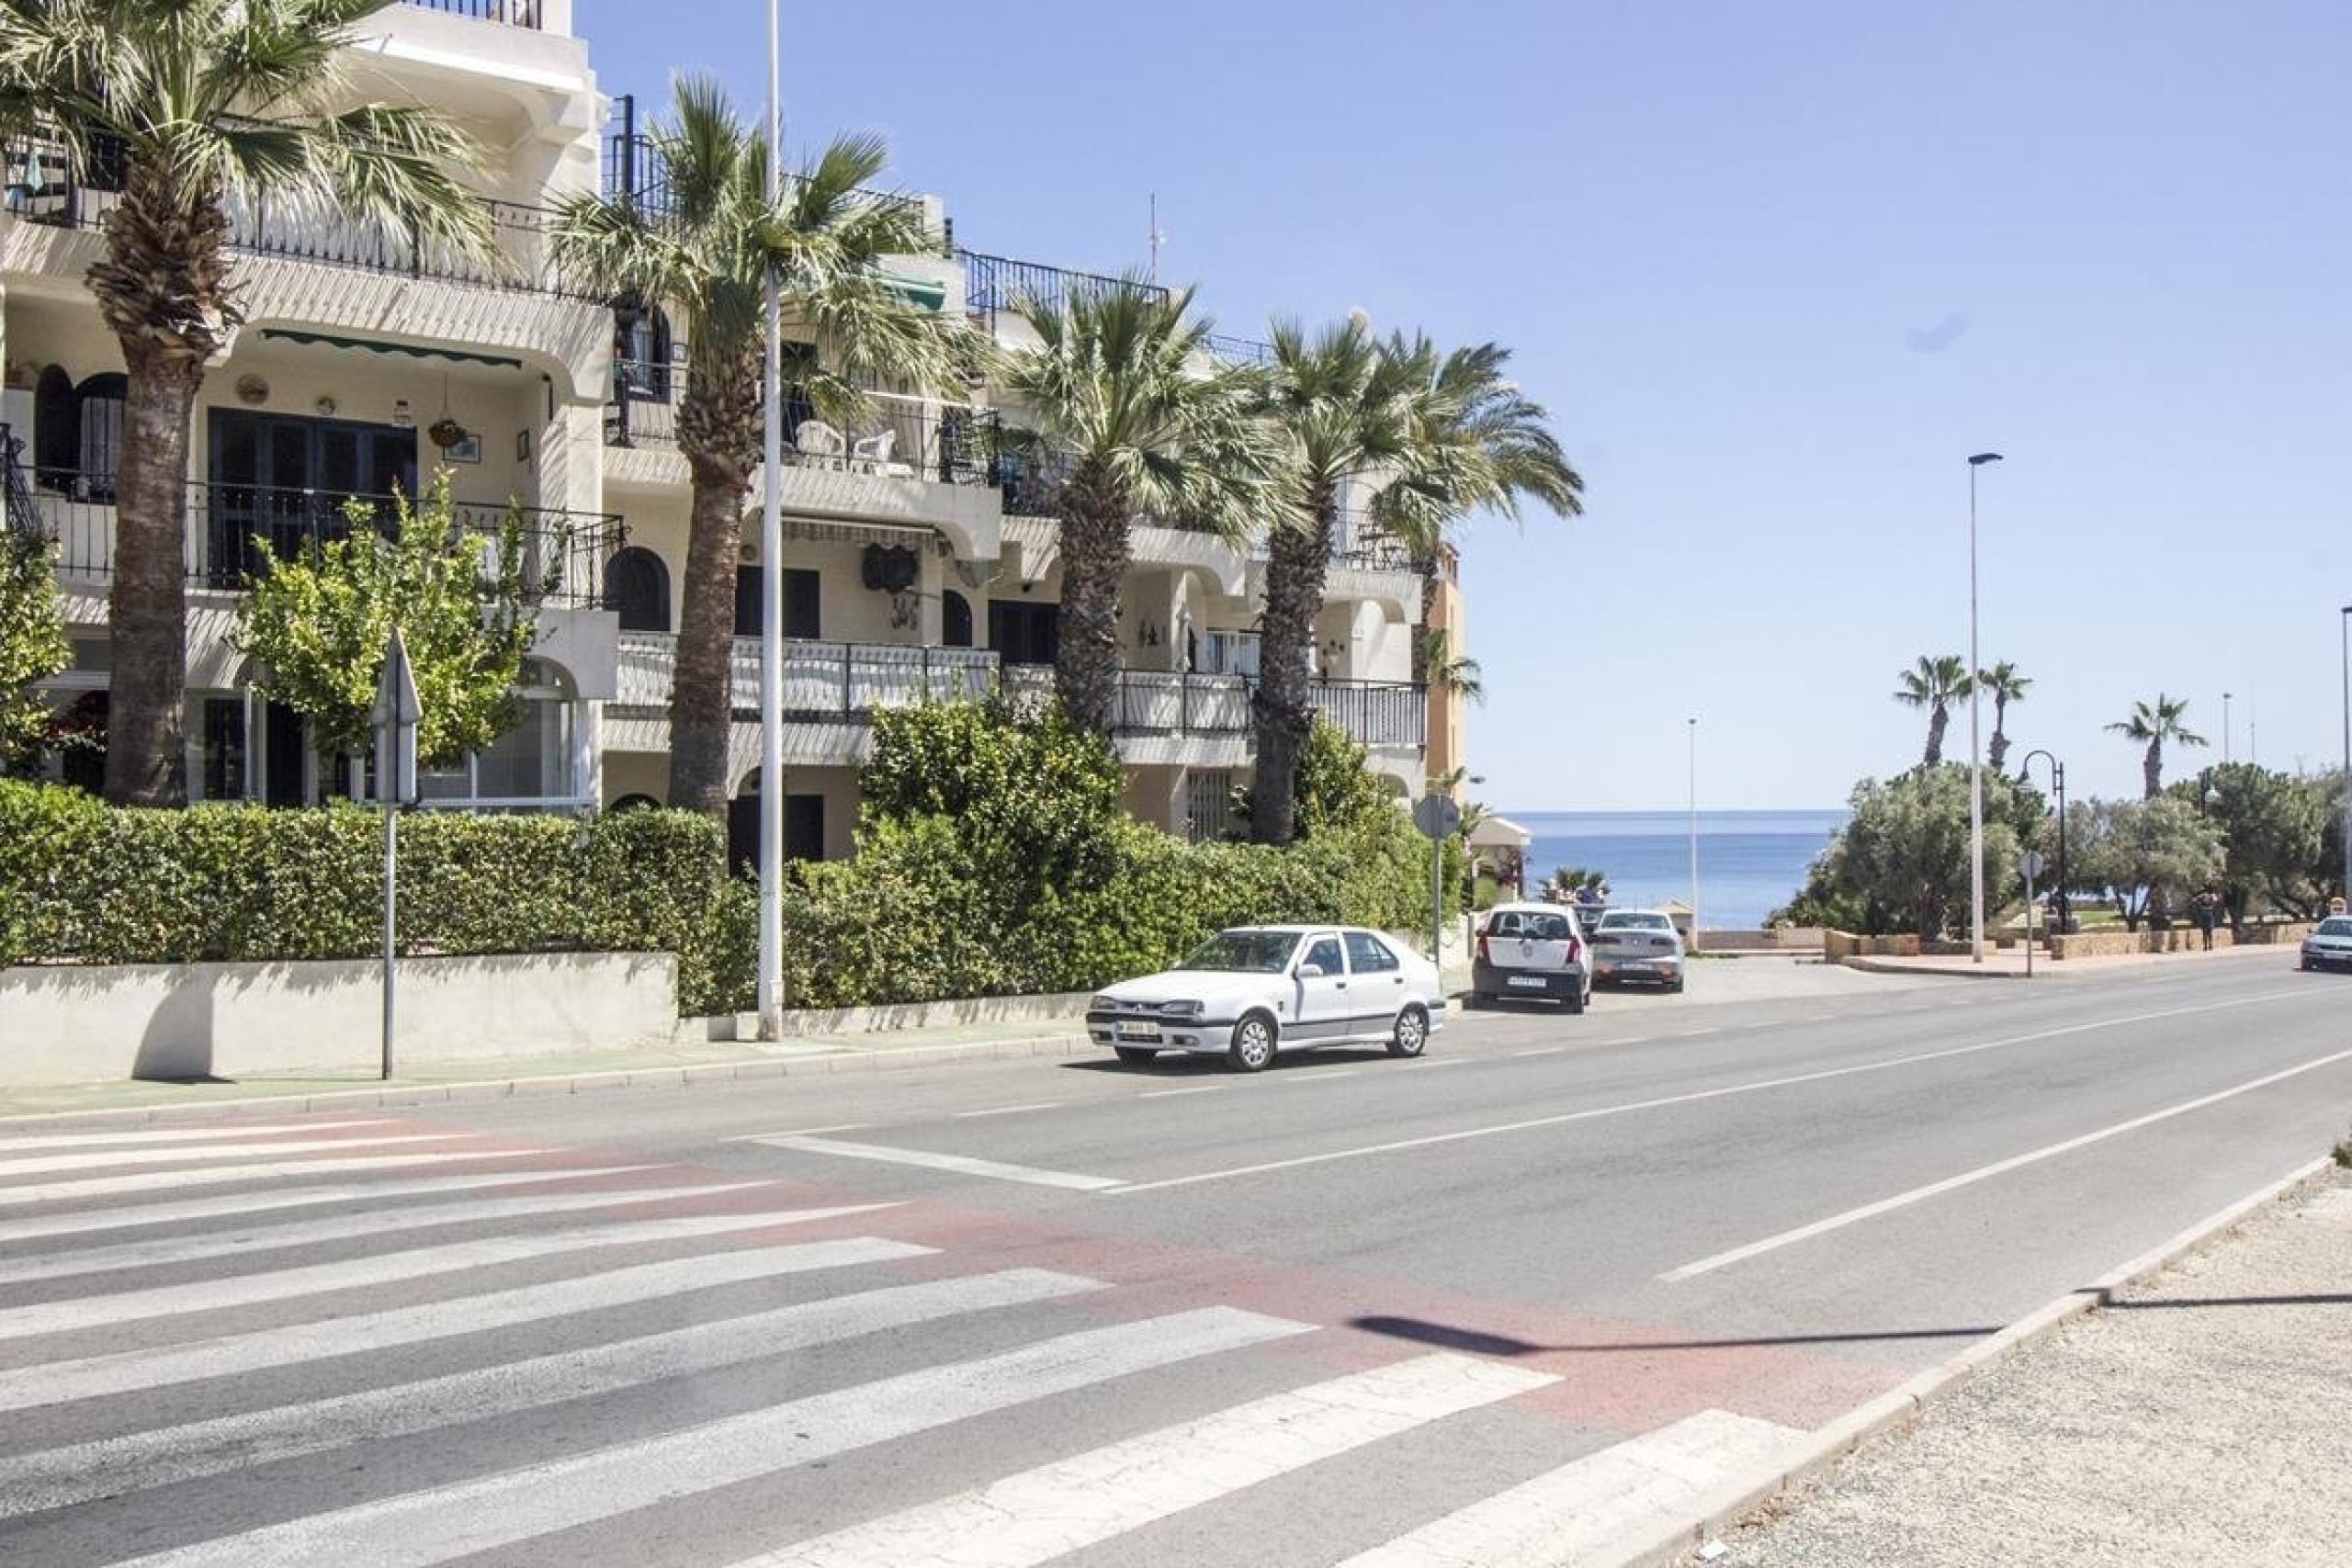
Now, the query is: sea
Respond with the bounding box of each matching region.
[1509,809,1849,931]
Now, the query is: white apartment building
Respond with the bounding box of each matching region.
[1,0,1434,865]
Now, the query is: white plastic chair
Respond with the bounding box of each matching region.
[851,428,896,470]
[794,420,846,466]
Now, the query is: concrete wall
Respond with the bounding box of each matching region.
[0,952,677,1087]
[2049,921,2314,960]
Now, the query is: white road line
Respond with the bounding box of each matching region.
[1512,1047,1566,1059]
[0,1166,653,1247]
[0,1205,888,1342]
[0,1150,531,1208]
[1274,1068,1359,1083]
[751,1135,1124,1191]
[0,1119,397,1153]
[1660,1045,2352,1281]
[1399,1058,1465,1070]
[0,1235,920,1415]
[1334,1408,1805,1567]
[0,1268,1103,1517]
[737,1353,1558,1568]
[1136,1086,1225,1100]
[724,1124,870,1142]
[952,1102,1064,1120]
[107,1308,1313,1568]
[1679,1028,1724,1038]
[6,1181,771,1283]
[1102,990,2312,1197]
[0,1133,462,1179]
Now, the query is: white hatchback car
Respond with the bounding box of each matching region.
[1087,925,1446,1072]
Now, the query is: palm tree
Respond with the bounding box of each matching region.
[1421,628,1485,706]
[2108,693,2206,799]
[996,282,1278,737]
[554,81,963,818]
[1978,660,2031,774]
[0,0,492,804]
[1894,655,1973,766]
[1382,339,1582,686]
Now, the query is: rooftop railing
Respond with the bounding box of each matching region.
[1203,333,1276,366]
[958,249,1168,325]
[601,96,932,244]
[401,0,544,25]
[4,131,603,299]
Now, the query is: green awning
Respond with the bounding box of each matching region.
[259,330,524,370]
[876,273,946,311]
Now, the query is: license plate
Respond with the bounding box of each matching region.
[1507,976,1549,989]
[1115,1021,1162,1041]
[1620,964,1656,976]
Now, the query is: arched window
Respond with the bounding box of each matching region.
[602,546,671,632]
[74,373,127,502]
[33,367,75,493]
[614,305,672,401]
[608,792,661,812]
[941,589,974,648]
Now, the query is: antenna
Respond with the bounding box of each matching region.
[1148,194,1166,282]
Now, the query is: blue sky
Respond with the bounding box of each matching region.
[578,0,2350,809]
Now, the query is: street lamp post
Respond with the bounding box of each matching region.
[2222,692,2232,765]
[1966,453,2003,962]
[2022,748,2067,937]
[2340,607,2351,901]
[1687,717,1700,942]
[755,0,786,1038]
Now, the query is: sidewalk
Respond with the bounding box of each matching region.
[1694,1159,2352,1568]
[1840,943,2288,980]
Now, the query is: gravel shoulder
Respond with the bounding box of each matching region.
[1694,1162,2352,1568]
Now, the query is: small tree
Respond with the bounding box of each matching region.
[232,477,545,782]
[1540,865,1607,904]
[2065,795,2223,931]
[1833,763,2022,938]
[2171,763,2326,925]
[1229,718,1395,842]
[0,525,70,773]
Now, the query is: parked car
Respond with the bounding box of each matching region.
[1590,908,1686,991]
[1087,926,1445,1072]
[1468,902,1591,1012]
[2300,916,2352,972]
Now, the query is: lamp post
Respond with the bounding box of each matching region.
[2340,606,2351,902]
[1687,716,1700,942]
[2222,692,2232,765]
[755,0,786,1038]
[2021,748,2066,937]
[1966,453,2003,962]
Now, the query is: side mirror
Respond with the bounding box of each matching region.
[1296,964,1327,980]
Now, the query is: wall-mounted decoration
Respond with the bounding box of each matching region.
[441,432,482,465]
[234,374,268,406]
[313,395,338,418]
[515,428,532,463]
[390,399,413,429]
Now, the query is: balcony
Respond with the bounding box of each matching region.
[613,632,1000,720]
[401,0,544,23]
[9,453,620,610]
[3,132,601,300]
[958,249,1167,331]
[1003,666,1425,750]
[606,368,1000,486]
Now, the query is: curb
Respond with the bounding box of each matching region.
[0,1032,1103,1129]
[1621,1154,2339,1568]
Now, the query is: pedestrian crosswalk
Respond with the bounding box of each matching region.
[0,1113,1812,1568]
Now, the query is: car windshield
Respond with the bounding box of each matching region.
[1178,930,1302,974]
[2319,919,2352,938]
[1600,913,1674,931]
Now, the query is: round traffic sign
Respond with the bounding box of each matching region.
[2018,850,2047,881]
[1413,795,1463,840]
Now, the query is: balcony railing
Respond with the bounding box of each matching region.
[1204,333,1276,367]
[602,96,930,244]
[615,631,999,719]
[401,0,542,22]
[11,459,620,609]
[4,132,602,299]
[606,369,1001,489]
[1003,665,1425,748]
[958,249,1167,326]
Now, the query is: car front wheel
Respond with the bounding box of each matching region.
[1228,1015,1277,1073]
[1387,1004,1430,1057]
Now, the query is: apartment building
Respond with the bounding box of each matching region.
[1,0,1440,863]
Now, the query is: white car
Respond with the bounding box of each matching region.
[1589,908,1687,991]
[2300,915,2352,972]
[1087,925,1445,1072]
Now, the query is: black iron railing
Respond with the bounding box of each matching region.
[4,131,602,299]
[19,470,620,608]
[958,249,1167,325]
[601,96,931,243]
[401,0,544,24]
[1203,333,1275,366]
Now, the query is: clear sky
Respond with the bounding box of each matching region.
[578,0,2349,810]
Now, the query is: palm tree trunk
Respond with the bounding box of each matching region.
[670,347,763,822]
[1986,695,2010,775]
[1412,552,1441,686]
[1053,459,1130,737]
[1923,704,1949,768]
[2143,738,2163,800]
[1250,489,1336,846]
[100,344,202,806]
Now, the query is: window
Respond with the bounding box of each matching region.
[1184,770,1236,842]
[603,546,670,632]
[989,600,1059,666]
[733,567,822,638]
[1344,932,1401,973]
[33,367,74,492]
[414,664,574,807]
[201,698,248,802]
[1301,937,1344,975]
[614,306,672,400]
[75,373,126,502]
[942,590,974,649]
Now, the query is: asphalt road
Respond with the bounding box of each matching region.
[4,953,2346,1567]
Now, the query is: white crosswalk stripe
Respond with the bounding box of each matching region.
[0,1119,399,1152]
[106,1307,1315,1568]
[0,1268,1106,1517]
[4,1179,774,1283]
[0,1205,888,1342]
[0,1149,529,1207]
[0,1165,653,1246]
[0,1235,928,1414]
[737,1353,1560,1568]
[0,1133,466,1179]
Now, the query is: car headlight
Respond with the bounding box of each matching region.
[1160,999,1206,1019]
[1090,996,1116,1011]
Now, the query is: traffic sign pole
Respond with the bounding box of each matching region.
[1414,795,1464,972]
[373,627,422,1081]
[2017,849,2047,980]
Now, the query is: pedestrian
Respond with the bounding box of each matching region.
[2193,886,2221,952]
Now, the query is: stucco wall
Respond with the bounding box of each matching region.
[0,952,677,1087]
